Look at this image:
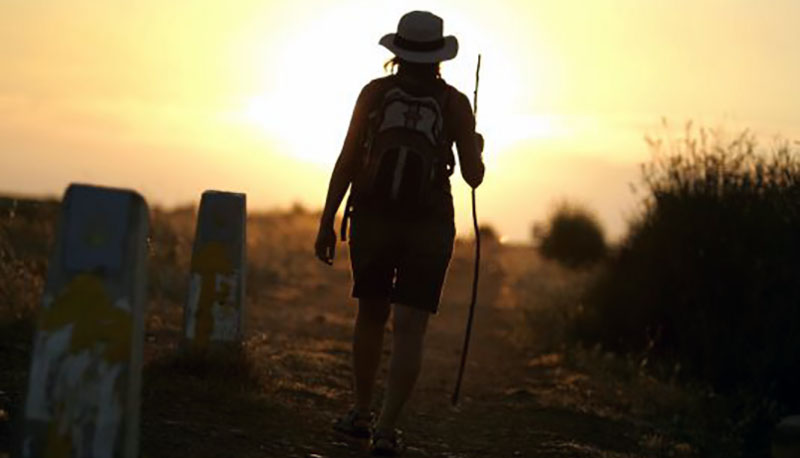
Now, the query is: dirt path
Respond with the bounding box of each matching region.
[140,245,669,458]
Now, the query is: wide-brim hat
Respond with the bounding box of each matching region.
[379,11,459,63]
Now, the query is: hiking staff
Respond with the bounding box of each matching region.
[452,53,482,406]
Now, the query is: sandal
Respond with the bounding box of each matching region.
[370,429,406,456]
[333,409,374,439]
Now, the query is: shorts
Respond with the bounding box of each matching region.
[348,213,455,314]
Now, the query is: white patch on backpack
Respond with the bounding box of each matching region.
[378,88,442,145]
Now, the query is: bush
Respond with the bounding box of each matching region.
[534,202,607,268]
[577,122,800,451]
[478,224,500,244]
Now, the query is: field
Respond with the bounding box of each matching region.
[0,196,740,457]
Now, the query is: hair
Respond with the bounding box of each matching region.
[383,56,441,78]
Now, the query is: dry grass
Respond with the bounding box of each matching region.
[515,253,746,456]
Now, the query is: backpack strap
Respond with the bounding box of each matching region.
[343,79,397,242]
[436,83,456,175]
[361,77,399,163]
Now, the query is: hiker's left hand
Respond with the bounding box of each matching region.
[314,225,336,266]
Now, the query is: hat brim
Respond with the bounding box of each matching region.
[379,33,459,63]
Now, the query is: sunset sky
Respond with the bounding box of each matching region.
[2,0,798,241]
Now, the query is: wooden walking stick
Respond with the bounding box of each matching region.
[452,54,482,406]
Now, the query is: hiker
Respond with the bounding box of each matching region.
[314,10,485,456]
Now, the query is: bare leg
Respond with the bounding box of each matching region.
[375,304,430,433]
[353,297,391,414]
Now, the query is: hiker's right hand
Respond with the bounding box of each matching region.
[475,132,484,155]
[314,225,336,266]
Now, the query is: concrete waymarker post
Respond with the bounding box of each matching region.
[184,190,246,348]
[22,184,148,458]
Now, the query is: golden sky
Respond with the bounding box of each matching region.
[1,0,798,241]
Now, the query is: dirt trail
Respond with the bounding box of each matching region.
[140,245,664,458]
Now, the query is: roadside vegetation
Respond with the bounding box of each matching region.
[523,122,799,456]
[533,202,607,268]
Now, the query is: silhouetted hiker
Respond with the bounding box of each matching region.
[315,10,485,456]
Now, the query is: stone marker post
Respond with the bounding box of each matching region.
[22,184,148,458]
[184,190,246,348]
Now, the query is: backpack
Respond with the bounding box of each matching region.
[349,79,453,219]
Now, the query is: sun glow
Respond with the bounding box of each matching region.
[238,3,388,167]
[237,1,551,168]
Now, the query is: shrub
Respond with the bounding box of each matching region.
[478,224,500,244]
[535,202,607,268]
[577,122,800,451]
